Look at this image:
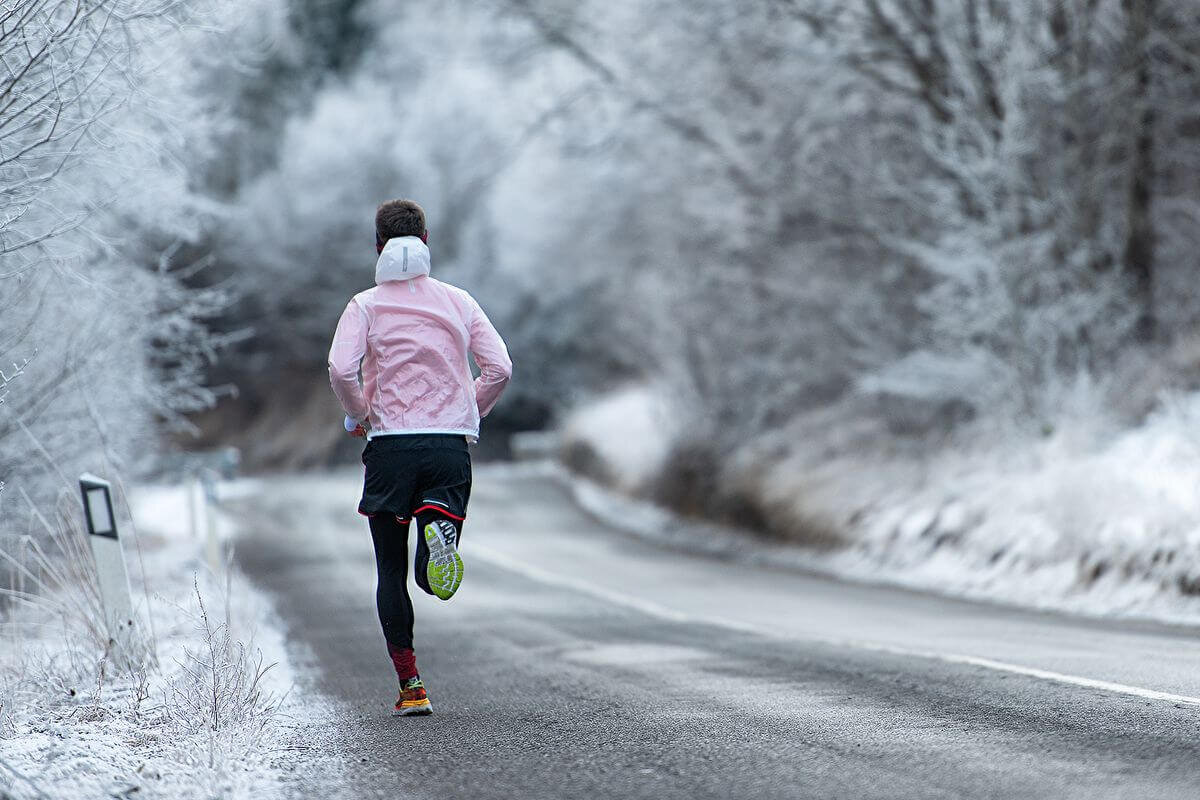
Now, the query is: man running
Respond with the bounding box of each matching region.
[328,199,512,716]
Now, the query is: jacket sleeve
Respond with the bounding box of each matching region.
[467,296,512,418]
[327,299,370,422]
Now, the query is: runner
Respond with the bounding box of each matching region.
[327,199,512,716]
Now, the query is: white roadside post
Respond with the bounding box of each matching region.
[187,474,198,539]
[200,469,222,574]
[79,473,137,660]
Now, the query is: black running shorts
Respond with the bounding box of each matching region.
[358,434,471,522]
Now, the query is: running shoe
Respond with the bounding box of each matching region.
[393,676,433,716]
[423,519,464,601]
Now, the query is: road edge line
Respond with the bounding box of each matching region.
[472,544,1200,708]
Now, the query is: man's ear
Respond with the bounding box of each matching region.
[420,230,429,244]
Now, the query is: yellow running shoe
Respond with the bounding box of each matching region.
[423,519,464,600]
[393,676,432,716]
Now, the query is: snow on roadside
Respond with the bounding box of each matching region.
[559,384,681,493]
[0,482,340,799]
[554,389,1200,625]
[808,394,1200,623]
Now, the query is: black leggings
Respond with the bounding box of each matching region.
[368,509,464,650]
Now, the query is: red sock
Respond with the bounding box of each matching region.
[388,643,418,682]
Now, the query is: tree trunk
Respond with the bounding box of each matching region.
[1123,0,1157,341]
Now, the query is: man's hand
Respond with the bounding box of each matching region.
[344,415,368,438]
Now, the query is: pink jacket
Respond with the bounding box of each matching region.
[328,236,512,441]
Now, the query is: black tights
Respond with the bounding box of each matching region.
[369,514,414,650]
[368,511,464,650]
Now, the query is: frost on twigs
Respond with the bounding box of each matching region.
[164,579,281,744]
[0,355,31,407]
[0,352,34,410]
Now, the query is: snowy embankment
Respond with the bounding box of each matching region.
[0,483,335,799]
[558,386,1200,624]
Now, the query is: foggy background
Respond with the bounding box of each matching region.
[5,0,1200,614]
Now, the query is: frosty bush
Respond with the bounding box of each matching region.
[164,580,280,741]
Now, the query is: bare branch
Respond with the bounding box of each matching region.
[504,0,767,198]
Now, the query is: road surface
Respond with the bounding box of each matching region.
[233,467,1200,799]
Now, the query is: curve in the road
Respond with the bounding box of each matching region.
[471,544,1200,709]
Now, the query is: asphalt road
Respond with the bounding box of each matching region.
[234,467,1200,800]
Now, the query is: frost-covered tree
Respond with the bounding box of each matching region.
[0,0,164,266]
[821,0,1173,424]
[1126,0,1200,338]
[170,0,1200,471]
[0,0,271,519]
[499,0,877,442]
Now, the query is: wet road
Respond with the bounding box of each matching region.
[235,467,1200,799]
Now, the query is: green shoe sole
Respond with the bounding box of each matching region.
[424,520,464,600]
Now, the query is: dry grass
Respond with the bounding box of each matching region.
[164,580,281,743]
[0,487,151,671]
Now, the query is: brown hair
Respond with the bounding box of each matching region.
[375,199,426,242]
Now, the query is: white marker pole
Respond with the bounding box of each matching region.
[187,475,198,539]
[79,474,136,660]
[201,470,222,574]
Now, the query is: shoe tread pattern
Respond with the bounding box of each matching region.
[423,520,463,600]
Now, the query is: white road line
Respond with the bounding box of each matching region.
[472,544,1200,709]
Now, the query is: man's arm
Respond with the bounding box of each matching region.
[328,299,370,423]
[467,298,512,418]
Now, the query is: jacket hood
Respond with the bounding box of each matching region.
[375,236,431,284]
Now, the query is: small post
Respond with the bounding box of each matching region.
[79,473,136,658]
[187,474,199,539]
[200,470,222,574]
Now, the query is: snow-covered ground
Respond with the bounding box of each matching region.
[0,482,340,799]
[558,387,1200,625]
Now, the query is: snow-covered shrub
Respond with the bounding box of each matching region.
[720,388,1200,618]
[558,386,680,495]
[163,580,281,743]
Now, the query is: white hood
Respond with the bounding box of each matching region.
[375,236,431,284]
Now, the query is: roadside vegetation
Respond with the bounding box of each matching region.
[133,0,1200,616]
[5,0,1200,676]
[0,483,292,799]
[0,4,296,796]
